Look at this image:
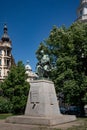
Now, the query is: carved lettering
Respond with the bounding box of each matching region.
[30,91,39,103]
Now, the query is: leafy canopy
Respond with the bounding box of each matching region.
[36,22,87,109]
[1,61,30,114]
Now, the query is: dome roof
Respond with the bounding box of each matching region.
[25,60,32,71]
[1,24,11,42]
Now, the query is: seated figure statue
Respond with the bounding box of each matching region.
[36,50,51,79]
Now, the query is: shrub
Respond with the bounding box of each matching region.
[0,96,12,113]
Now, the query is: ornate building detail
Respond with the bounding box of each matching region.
[0,24,14,81]
[77,0,87,22]
[25,60,38,82]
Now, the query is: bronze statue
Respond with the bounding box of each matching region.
[36,50,51,79]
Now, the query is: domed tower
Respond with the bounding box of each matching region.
[0,24,12,81]
[25,60,38,82]
[77,0,87,22]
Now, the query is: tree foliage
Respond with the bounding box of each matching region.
[1,61,30,114]
[0,96,11,113]
[36,22,87,115]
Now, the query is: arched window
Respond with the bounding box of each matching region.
[0,59,1,65]
[0,50,2,55]
[0,69,1,77]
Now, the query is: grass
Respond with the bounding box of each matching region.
[66,118,87,130]
[55,118,87,130]
[40,118,87,130]
[0,113,12,119]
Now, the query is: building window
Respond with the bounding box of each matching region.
[0,69,1,77]
[4,59,6,66]
[7,59,10,66]
[4,50,6,56]
[0,50,2,55]
[7,71,9,75]
[4,50,10,56]
[7,50,10,56]
[0,59,1,65]
[4,59,10,66]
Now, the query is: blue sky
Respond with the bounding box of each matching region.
[0,0,80,71]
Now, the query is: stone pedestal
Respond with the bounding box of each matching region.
[25,80,61,117]
[6,80,76,126]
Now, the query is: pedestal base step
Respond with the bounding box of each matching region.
[6,115,76,126]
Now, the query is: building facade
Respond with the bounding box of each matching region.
[0,24,13,81]
[77,0,87,22]
[0,24,36,82]
[25,60,38,82]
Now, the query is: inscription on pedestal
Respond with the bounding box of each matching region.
[30,91,39,103]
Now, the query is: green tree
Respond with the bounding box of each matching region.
[0,96,11,113]
[36,22,87,116]
[1,61,30,114]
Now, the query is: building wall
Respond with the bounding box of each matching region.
[0,42,12,81]
[77,0,87,22]
[0,25,12,81]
